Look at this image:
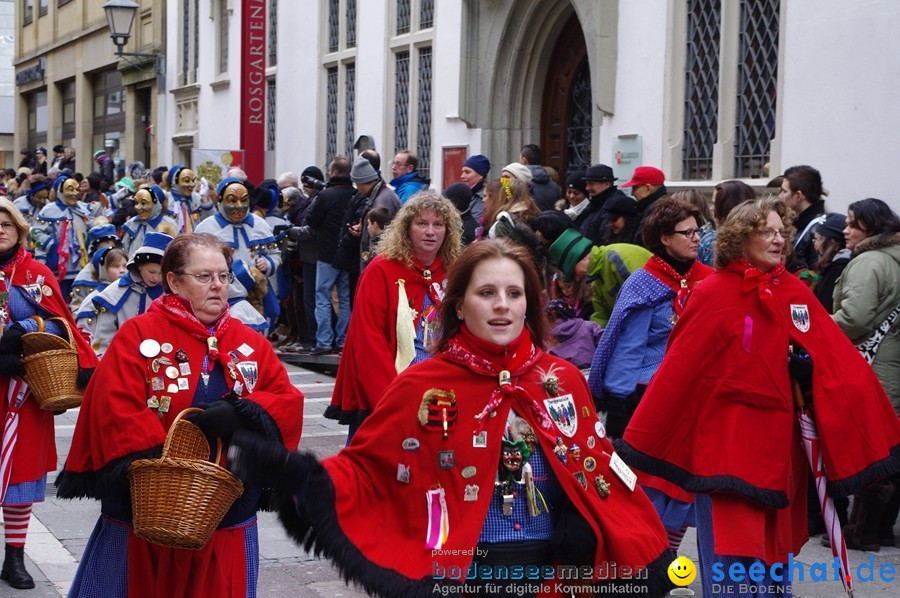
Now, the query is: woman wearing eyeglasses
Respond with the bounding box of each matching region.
[588,197,711,551]
[617,197,900,597]
[58,233,304,597]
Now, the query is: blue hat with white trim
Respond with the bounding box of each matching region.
[129,232,173,269]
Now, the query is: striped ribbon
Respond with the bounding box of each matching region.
[0,377,30,503]
[424,487,449,550]
[57,219,70,281]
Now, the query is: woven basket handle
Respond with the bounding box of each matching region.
[45,317,77,350]
[164,407,225,465]
[27,315,45,333]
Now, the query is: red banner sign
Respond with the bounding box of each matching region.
[240,0,267,183]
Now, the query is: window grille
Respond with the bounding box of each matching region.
[397,0,411,35]
[345,63,356,157]
[267,79,277,151]
[181,1,190,86]
[420,0,434,29]
[416,47,433,179]
[328,0,339,52]
[566,58,593,174]
[682,0,721,180]
[268,0,278,67]
[326,66,339,165]
[347,0,357,48]
[734,0,779,178]
[394,51,410,153]
[217,0,229,75]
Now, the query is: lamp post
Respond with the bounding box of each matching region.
[102,0,165,78]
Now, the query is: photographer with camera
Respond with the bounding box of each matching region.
[281,167,326,352]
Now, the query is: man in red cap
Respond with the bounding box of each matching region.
[621,166,667,248]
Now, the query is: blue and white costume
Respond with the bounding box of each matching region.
[228,260,269,334]
[121,186,177,257]
[166,165,214,233]
[31,198,101,297]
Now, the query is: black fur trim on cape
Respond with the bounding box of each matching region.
[276,455,677,598]
[322,404,371,426]
[55,446,162,500]
[614,439,789,508]
[229,397,285,511]
[826,444,900,498]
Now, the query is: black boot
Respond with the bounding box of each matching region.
[0,545,34,589]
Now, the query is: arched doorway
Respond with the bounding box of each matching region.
[541,14,591,182]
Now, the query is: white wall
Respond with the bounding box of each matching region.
[274,0,322,175]
[779,0,900,212]
[598,0,670,171]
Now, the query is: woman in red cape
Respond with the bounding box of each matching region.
[617,198,900,597]
[231,239,674,598]
[57,233,303,598]
[0,198,97,589]
[325,192,462,442]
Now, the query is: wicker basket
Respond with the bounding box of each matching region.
[127,408,244,550]
[21,316,83,411]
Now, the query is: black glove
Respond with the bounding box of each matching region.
[227,429,310,493]
[788,352,813,394]
[0,323,26,355]
[0,354,25,378]
[186,399,241,438]
[76,367,95,389]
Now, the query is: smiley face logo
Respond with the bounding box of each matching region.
[667,556,696,587]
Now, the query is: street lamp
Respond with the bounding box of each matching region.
[102,0,164,77]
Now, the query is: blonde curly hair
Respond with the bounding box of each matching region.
[715,195,795,269]
[378,190,463,267]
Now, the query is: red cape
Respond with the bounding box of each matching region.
[295,344,671,595]
[2,250,97,485]
[618,263,900,562]
[327,254,446,423]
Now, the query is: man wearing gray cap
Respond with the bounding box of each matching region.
[339,155,401,282]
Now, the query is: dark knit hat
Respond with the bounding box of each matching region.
[534,210,574,245]
[603,194,638,217]
[815,213,847,244]
[463,154,491,178]
[566,171,587,195]
[442,182,473,212]
[548,229,593,281]
[301,166,324,182]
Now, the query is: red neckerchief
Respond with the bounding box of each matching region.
[642,254,711,317]
[410,256,444,326]
[148,294,233,370]
[724,259,786,315]
[444,325,554,434]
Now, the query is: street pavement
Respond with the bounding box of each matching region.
[5,361,899,597]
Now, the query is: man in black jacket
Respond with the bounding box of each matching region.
[621,166,668,248]
[778,164,827,271]
[306,156,356,354]
[575,163,631,245]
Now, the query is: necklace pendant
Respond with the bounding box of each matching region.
[423,269,431,280]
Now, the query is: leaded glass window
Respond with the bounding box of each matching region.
[328,0,339,53]
[394,51,410,153]
[735,0,779,178]
[416,47,433,179]
[347,0,357,48]
[268,0,278,67]
[397,0,411,35]
[567,58,592,174]
[345,63,356,158]
[181,0,190,86]
[267,79,277,151]
[682,0,721,180]
[326,67,339,165]
[420,0,434,29]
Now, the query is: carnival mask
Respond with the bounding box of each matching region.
[176,168,196,197]
[502,445,524,473]
[133,189,155,221]
[31,188,49,208]
[221,184,250,224]
[62,178,81,206]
